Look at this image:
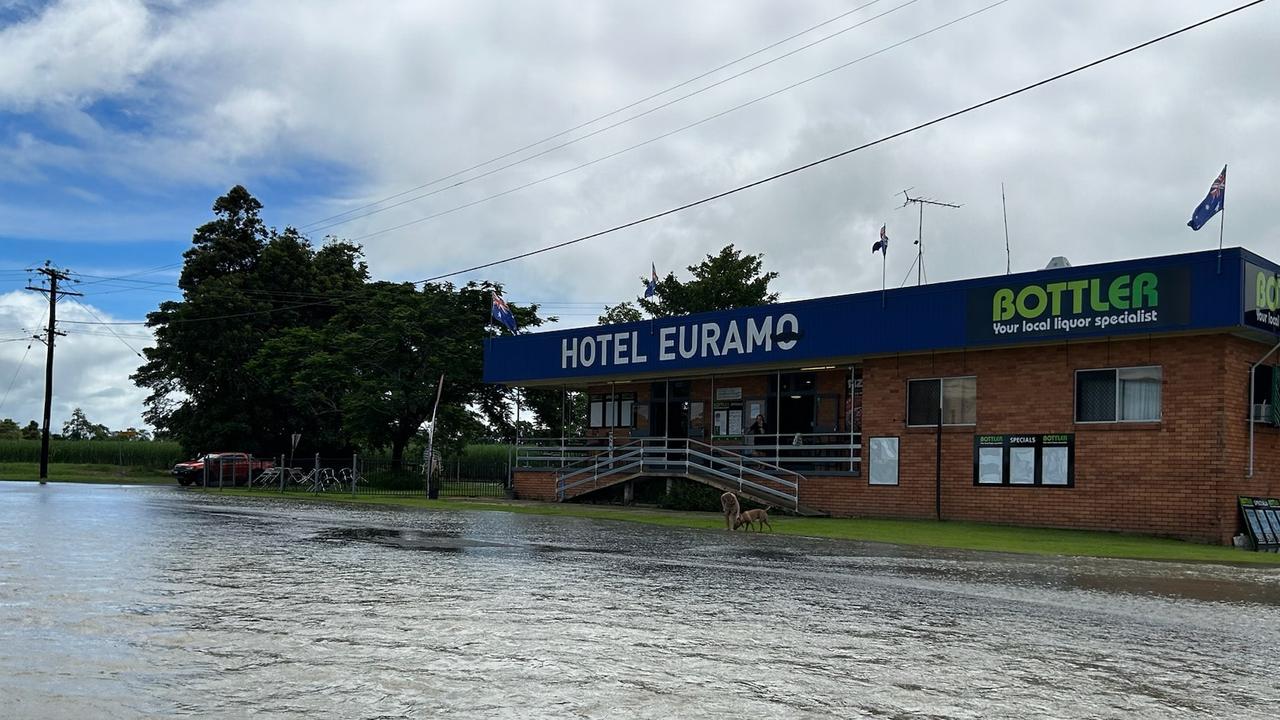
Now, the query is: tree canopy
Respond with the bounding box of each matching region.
[636,244,779,317]
[134,186,545,461]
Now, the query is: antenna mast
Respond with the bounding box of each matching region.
[1001,182,1011,274]
[899,190,961,286]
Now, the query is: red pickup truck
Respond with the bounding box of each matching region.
[172,453,274,486]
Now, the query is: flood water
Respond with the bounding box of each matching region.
[1,483,1278,719]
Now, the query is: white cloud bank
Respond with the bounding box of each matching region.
[0,290,152,431]
[1,0,1278,423]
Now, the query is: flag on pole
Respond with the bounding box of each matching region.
[644,262,659,298]
[871,225,889,254]
[1187,165,1226,231]
[491,292,517,333]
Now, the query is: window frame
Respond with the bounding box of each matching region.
[1249,364,1278,424]
[588,392,637,429]
[1073,365,1162,424]
[906,375,977,428]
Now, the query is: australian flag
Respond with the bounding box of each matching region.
[491,292,517,333]
[644,262,658,298]
[1187,165,1226,231]
[871,225,889,254]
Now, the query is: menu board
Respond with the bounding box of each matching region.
[1239,497,1280,550]
[973,434,1074,487]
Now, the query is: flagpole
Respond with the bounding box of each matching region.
[881,241,886,309]
[1217,164,1227,275]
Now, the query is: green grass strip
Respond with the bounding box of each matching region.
[0,463,174,484]
[203,488,1280,566]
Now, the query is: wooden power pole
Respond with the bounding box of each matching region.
[25,263,81,483]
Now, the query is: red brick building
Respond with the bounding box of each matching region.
[485,248,1280,543]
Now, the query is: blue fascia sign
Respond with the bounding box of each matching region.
[484,247,1264,385]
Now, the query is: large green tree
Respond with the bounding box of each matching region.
[252,280,545,466]
[133,186,368,455]
[636,244,779,317]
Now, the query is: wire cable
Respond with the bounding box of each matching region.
[0,311,44,415]
[344,0,1007,243]
[69,298,145,358]
[50,0,1266,326]
[416,0,1265,282]
[299,0,899,231]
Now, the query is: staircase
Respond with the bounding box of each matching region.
[553,438,825,516]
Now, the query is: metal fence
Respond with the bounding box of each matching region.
[198,453,509,499]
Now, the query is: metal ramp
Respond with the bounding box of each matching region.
[554,438,826,516]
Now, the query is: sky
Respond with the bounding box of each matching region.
[0,0,1277,431]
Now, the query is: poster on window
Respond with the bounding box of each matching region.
[869,437,898,485]
[978,447,1003,484]
[1041,447,1070,486]
[1009,447,1036,484]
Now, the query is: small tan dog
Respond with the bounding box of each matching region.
[720,492,741,531]
[734,507,772,532]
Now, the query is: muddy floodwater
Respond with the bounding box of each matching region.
[1,484,1279,719]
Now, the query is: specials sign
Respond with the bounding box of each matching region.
[1244,262,1280,333]
[966,267,1191,342]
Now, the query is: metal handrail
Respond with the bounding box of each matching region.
[551,437,804,511]
[558,445,643,484]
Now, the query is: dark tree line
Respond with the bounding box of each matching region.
[133,186,545,466]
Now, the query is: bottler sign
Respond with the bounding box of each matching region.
[1244,262,1280,333]
[966,267,1191,342]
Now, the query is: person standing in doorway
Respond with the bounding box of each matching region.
[745,414,766,457]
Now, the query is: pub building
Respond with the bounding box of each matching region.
[484,247,1280,544]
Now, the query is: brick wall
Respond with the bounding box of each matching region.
[1216,335,1280,535]
[852,334,1269,543]
[526,336,1280,543]
[513,470,558,502]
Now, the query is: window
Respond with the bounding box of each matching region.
[1075,366,1161,423]
[1250,364,1278,424]
[868,437,899,485]
[907,376,976,427]
[589,393,636,428]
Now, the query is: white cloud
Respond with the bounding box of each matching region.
[0,291,153,430]
[0,0,156,110]
[0,0,1278,419]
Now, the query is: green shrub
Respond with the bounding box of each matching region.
[659,478,723,512]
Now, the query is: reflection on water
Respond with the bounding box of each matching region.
[1,483,1278,719]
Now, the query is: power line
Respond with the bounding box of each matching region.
[339,0,989,242]
[415,0,1265,283]
[298,0,903,232]
[0,311,44,415]
[45,0,1266,328]
[72,262,182,288]
[69,298,145,359]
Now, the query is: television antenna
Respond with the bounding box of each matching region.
[899,189,961,286]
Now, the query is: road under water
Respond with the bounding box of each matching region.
[1,483,1278,719]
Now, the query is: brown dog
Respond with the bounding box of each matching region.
[720,492,741,531]
[734,507,772,532]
